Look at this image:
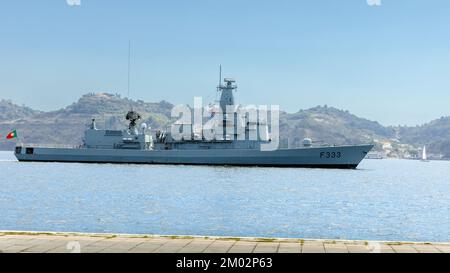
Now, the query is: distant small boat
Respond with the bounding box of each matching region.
[421,146,429,162]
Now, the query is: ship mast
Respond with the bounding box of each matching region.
[218,76,237,140]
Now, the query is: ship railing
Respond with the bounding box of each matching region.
[16,143,82,149]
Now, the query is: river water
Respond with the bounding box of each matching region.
[1,151,449,242]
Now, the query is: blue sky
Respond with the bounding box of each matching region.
[0,0,449,126]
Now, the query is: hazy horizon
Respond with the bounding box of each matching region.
[1,0,449,126]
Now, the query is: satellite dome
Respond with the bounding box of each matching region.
[141,123,147,130]
[302,138,312,147]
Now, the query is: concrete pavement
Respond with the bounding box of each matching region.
[1,232,449,253]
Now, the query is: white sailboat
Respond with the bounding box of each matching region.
[421,146,429,162]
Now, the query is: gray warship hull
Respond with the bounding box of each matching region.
[14,144,373,169]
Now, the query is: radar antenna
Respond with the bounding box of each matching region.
[126,110,141,131]
[125,40,142,133]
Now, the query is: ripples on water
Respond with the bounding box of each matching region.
[1,151,449,242]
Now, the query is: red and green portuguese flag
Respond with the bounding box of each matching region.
[6,130,18,140]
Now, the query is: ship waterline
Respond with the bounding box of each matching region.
[15,144,372,169]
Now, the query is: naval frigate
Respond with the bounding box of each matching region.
[15,78,373,168]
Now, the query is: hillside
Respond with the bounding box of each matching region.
[0,99,41,121]
[1,93,449,158]
[0,93,173,150]
[396,117,450,158]
[280,106,395,150]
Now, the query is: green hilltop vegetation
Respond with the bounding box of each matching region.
[1,93,449,159]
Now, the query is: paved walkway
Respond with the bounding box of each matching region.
[1,232,449,253]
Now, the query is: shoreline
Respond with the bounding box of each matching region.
[1,231,449,253]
